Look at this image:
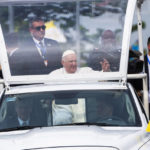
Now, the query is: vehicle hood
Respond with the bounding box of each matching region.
[0,126,149,150]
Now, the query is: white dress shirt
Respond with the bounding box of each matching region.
[18,117,29,126]
[32,37,48,66]
[32,37,45,57]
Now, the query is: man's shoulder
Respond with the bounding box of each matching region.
[144,54,148,62]
[49,68,64,75]
[78,67,94,73]
[144,54,147,58]
[44,38,59,45]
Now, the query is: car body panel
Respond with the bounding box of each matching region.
[0,82,149,150]
[5,82,127,95]
[0,0,149,150]
[0,126,150,150]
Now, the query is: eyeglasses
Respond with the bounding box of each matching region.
[33,25,46,31]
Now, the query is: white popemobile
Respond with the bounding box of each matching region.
[0,0,150,150]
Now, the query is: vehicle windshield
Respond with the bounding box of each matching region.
[0,90,141,130]
[0,0,128,76]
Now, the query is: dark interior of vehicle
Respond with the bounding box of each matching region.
[0,90,142,129]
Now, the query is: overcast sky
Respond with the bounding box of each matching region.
[131,0,150,50]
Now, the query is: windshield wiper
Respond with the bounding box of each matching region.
[55,122,120,126]
[73,122,121,126]
[0,123,122,131]
[0,125,44,132]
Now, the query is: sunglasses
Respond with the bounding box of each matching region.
[33,25,46,31]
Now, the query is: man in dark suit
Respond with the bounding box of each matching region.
[144,37,150,116]
[2,96,48,129]
[9,17,62,75]
[144,37,150,90]
[2,98,36,128]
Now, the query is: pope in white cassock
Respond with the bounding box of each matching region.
[48,50,110,126]
[50,49,110,75]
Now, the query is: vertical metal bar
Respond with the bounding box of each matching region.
[76,1,80,67]
[143,76,149,118]
[8,5,14,33]
[0,25,10,87]
[120,0,136,78]
[136,4,144,61]
[137,2,149,118]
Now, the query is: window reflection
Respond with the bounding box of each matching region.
[0,0,127,76]
[0,90,141,130]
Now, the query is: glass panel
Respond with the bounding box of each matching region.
[0,89,141,131]
[0,0,128,76]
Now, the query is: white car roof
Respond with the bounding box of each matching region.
[5,81,127,95]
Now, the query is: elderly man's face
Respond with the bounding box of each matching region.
[62,54,77,73]
[30,21,45,41]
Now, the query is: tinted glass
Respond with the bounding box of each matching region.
[0,89,141,131]
[0,0,128,76]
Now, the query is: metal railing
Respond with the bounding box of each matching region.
[127,73,149,117]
